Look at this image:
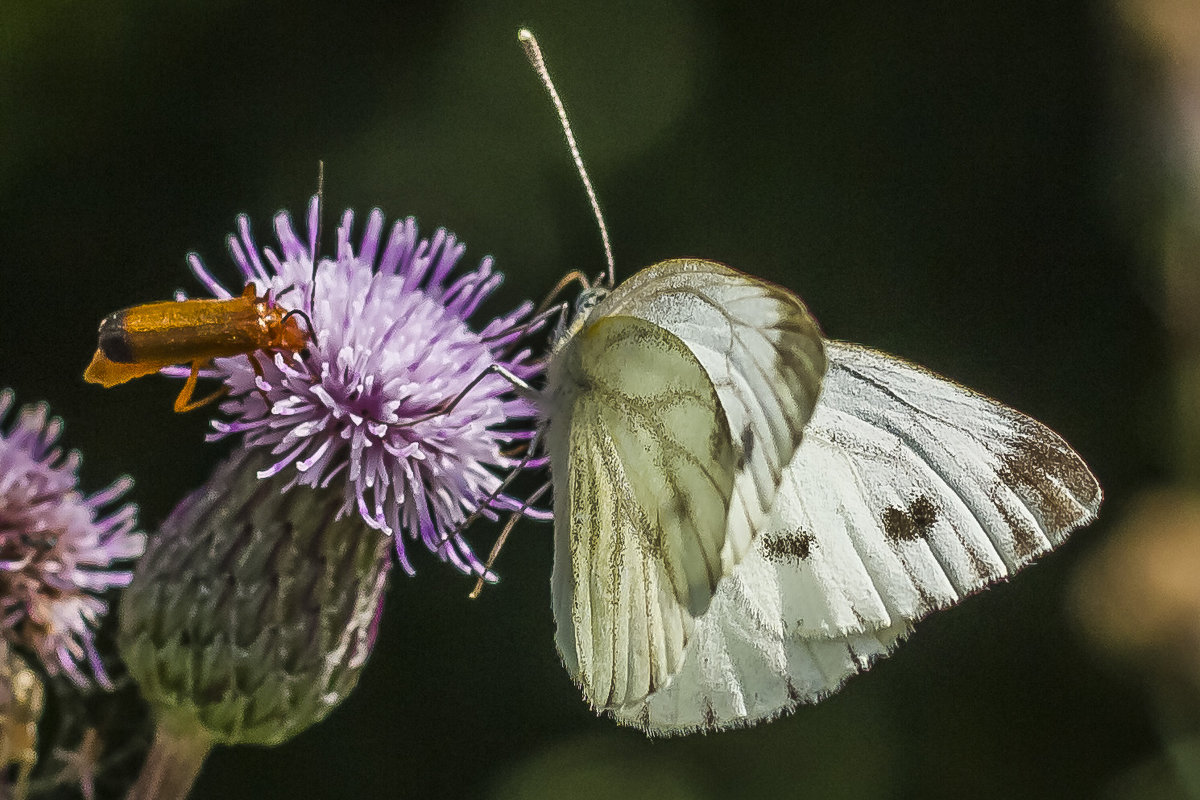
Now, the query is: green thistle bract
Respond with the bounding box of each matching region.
[118,451,389,745]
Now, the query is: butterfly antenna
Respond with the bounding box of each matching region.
[519,29,615,289]
[535,269,591,317]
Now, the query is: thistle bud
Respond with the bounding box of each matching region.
[119,450,389,750]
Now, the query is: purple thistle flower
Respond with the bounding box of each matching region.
[182,198,546,577]
[0,390,144,688]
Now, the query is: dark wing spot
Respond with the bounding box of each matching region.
[882,506,917,542]
[882,496,940,543]
[786,678,802,703]
[909,496,938,531]
[703,698,717,728]
[736,424,755,471]
[762,529,816,563]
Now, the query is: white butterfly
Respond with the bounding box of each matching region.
[541,257,1101,736]
[509,28,1101,736]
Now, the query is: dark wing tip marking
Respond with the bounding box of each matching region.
[998,418,1101,536]
[987,486,1045,561]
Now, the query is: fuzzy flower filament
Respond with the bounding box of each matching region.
[185,200,545,577]
[0,390,143,687]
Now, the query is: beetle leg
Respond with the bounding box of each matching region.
[173,361,228,413]
[245,352,275,408]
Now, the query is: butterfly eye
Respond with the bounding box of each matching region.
[575,287,608,317]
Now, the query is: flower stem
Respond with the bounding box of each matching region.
[126,718,212,800]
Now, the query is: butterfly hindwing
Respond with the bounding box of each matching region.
[612,539,911,733]
[549,313,737,710]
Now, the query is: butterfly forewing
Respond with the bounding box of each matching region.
[607,340,1100,734]
[823,342,1101,547]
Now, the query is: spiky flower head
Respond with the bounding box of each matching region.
[182,199,545,578]
[0,389,143,688]
[118,450,389,747]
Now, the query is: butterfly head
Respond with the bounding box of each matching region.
[575,285,609,319]
[548,283,611,353]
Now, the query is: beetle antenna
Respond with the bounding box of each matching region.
[311,160,325,315]
[519,29,615,289]
[281,309,317,340]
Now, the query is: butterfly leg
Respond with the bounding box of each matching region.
[469,479,553,599]
[173,360,228,413]
[435,425,547,544]
[408,364,534,425]
[485,270,586,353]
[485,301,570,348]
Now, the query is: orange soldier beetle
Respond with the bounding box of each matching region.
[83,283,312,412]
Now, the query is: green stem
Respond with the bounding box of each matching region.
[125,718,212,800]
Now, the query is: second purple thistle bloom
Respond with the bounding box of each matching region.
[183,197,546,577]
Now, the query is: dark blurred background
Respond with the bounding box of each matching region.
[0,1,1179,798]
